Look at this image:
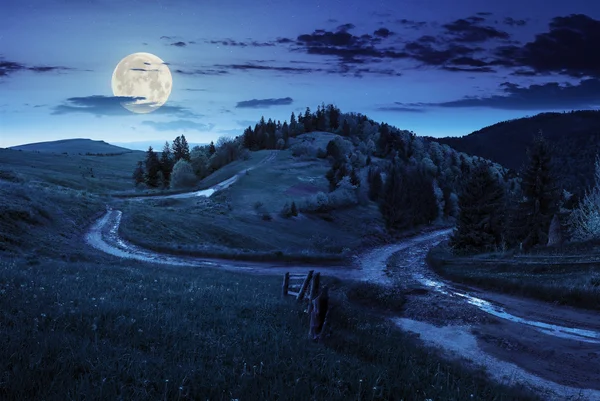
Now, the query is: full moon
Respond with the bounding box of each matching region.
[111,52,172,114]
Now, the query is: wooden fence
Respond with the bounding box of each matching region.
[282,270,331,342]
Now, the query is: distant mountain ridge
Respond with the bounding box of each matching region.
[9,138,138,154]
[109,141,209,151]
[428,110,600,196]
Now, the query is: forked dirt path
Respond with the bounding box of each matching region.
[85,169,600,400]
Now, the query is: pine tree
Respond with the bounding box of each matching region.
[517,133,560,249]
[144,146,161,187]
[242,127,254,149]
[379,163,406,229]
[303,107,313,132]
[180,135,191,161]
[160,141,173,187]
[450,163,506,253]
[327,104,340,131]
[368,167,382,201]
[289,112,297,135]
[316,103,327,131]
[133,161,144,186]
[407,167,438,226]
[172,136,183,162]
[342,119,350,137]
[282,121,290,146]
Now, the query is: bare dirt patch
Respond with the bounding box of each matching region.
[473,320,600,391]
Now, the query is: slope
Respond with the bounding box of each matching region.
[9,138,137,155]
[430,110,600,195]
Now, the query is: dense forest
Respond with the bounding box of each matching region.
[428,110,600,196]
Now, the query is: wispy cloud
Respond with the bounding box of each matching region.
[395,79,600,110]
[235,97,294,108]
[51,95,202,117]
[1,57,74,78]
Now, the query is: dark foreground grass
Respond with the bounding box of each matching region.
[0,257,539,401]
[427,242,600,311]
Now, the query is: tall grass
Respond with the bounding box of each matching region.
[0,258,539,400]
[427,242,600,311]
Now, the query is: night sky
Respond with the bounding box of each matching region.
[2,0,600,149]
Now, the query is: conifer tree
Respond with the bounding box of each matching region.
[303,107,313,132]
[326,104,340,131]
[517,133,560,249]
[172,136,183,162]
[180,135,191,161]
[160,141,173,187]
[368,167,382,201]
[450,163,506,253]
[133,161,144,186]
[144,146,161,187]
[379,163,405,229]
[342,119,350,137]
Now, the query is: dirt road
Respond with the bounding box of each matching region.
[85,172,600,400]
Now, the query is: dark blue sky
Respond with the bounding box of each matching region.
[2,0,600,148]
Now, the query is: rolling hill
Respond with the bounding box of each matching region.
[9,138,137,155]
[428,110,600,196]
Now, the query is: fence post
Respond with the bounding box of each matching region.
[282,272,290,298]
[307,272,320,315]
[297,270,314,302]
[317,307,332,343]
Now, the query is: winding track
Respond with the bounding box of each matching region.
[85,164,600,399]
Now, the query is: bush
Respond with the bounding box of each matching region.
[301,191,330,213]
[170,159,197,189]
[291,143,316,159]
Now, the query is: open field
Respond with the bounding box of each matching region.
[0,255,539,401]
[427,241,600,311]
[0,175,540,400]
[0,148,144,192]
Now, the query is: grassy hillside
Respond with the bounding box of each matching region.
[430,110,600,195]
[0,148,144,192]
[0,176,105,257]
[9,138,136,154]
[0,176,538,401]
[118,136,389,261]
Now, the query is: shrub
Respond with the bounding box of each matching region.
[301,191,330,213]
[170,159,197,189]
[291,143,316,159]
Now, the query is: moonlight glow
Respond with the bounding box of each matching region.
[111,52,172,114]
